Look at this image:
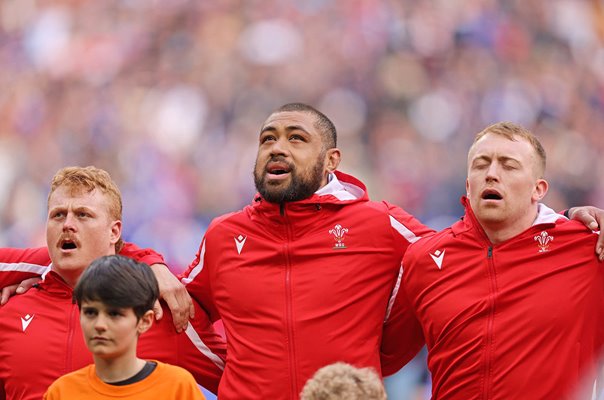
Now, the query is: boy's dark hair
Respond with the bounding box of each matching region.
[74,255,159,320]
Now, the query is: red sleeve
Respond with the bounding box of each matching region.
[0,247,51,287]
[181,235,220,322]
[379,202,433,375]
[140,299,226,394]
[177,300,226,394]
[118,242,166,266]
[384,201,435,248]
[380,270,425,376]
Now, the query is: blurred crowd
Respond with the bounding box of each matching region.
[2,0,603,267]
[1,1,603,396]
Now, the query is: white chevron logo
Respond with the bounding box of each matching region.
[430,249,445,270]
[21,314,35,332]
[234,235,247,255]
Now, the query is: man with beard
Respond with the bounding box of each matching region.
[180,103,604,399]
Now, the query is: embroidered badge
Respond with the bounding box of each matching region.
[534,231,554,253]
[329,224,349,249]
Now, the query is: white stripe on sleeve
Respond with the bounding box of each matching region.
[389,215,422,244]
[184,324,225,370]
[384,266,403,322]
[181,240,205,285]
[0,262,50,275]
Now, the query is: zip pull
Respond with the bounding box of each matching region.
[487,246,493,258]
[280,202,285,217]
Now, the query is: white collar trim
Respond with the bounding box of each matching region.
[533,203,565,226]
[315,173,364,201]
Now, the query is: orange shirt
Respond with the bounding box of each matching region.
[44,361,205,400]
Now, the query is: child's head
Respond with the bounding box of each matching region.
[74,255,159,320]
[300,362,387,400]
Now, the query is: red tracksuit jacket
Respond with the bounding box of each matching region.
[182,171,434,399]
[402,198,604,399]
[0,244,226,399]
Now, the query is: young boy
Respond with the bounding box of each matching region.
[44,255,205,399]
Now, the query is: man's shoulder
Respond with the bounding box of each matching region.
[542,218,599,253]
[405,227,455,261]
[0,286,47,313]
[553,218,599,235]
[205,208,250,237]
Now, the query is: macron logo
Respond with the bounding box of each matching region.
[21,314,35,332]
[234,235,247,255]
[430,250,445,270]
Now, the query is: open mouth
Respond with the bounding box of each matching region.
[60,238,78,250]
[266,162,292,176]
[481,189,503,200]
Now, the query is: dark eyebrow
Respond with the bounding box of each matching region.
[260,124,310,135]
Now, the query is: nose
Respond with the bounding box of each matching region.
[485,163,500,182]
[269,136,289,157]
[62,212,77,232]
[94,314,107,332]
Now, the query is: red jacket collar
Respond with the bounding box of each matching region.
[252,170,368,209]
[38,270,74,299]
[452,196,562,237]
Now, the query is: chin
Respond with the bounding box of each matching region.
[476,209,505,223]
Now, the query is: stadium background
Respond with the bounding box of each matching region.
[1,1,603,398]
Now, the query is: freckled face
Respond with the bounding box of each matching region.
[46,187,121,285]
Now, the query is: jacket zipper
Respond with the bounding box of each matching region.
[482,246,496,400]
[65,298,78,374]
[282,206,298,398]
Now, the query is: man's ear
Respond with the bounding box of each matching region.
[110,220,122,246]
[137,310,155,335]
[325,148,341,173]
[533,179,549,203]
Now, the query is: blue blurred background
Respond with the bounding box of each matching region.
[1,1,603,398]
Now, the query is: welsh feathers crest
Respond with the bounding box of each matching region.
[329,224,349,249]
